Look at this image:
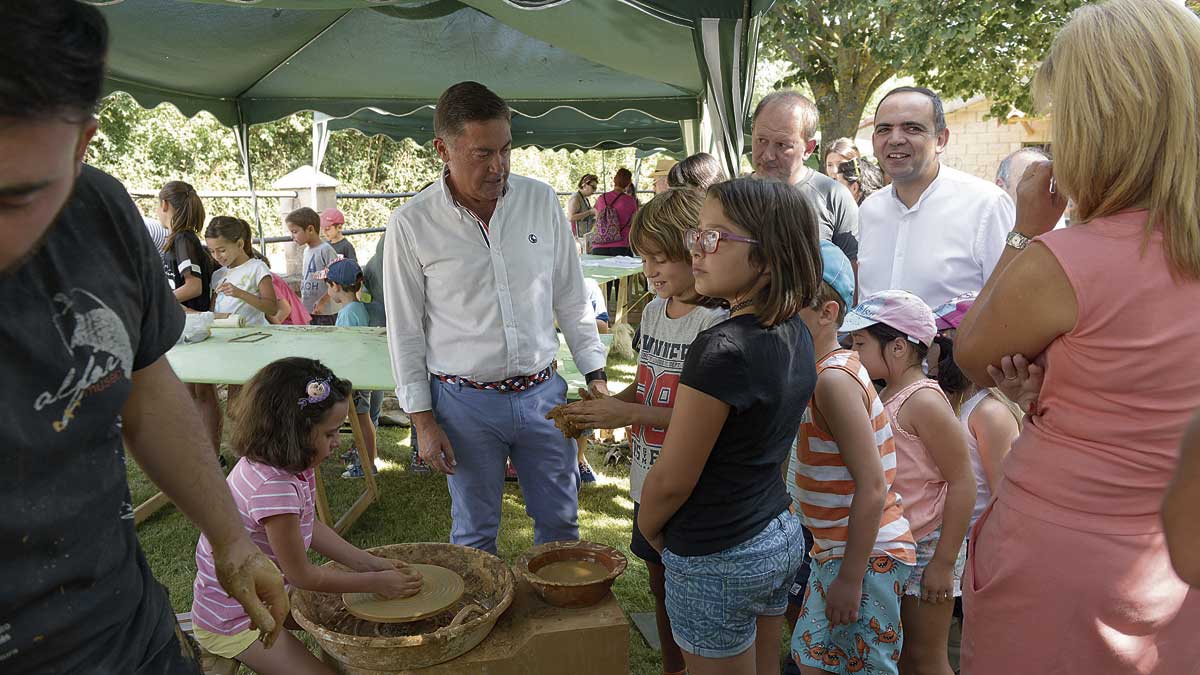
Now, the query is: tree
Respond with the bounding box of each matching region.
[760,1,1087,151]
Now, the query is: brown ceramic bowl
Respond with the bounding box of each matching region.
[515,540,627,609]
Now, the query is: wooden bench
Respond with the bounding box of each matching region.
[176,612,239,675]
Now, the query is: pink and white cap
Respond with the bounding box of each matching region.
[932,292,978,331]
[841,289,937,347]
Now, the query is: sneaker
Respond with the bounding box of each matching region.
[409,448,431,474]
[505,461,518,482]
[341,461,364,479]
[579,461,597,484]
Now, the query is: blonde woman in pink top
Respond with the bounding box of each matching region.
[843,290,974,675]
[955,2,1200,672]
[191,358,421,674]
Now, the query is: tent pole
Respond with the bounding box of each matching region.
[235,105,263,248]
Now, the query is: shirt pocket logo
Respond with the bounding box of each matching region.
[528,234,538,244]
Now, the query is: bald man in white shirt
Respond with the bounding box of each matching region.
[858,87,1015,307]
[383,82,609,554]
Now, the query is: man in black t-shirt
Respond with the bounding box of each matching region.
[0,3,287,673]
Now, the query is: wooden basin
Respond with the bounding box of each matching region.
[515,540,627,609]
[291,543,514,671]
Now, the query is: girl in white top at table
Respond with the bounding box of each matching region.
[205,216,277,326]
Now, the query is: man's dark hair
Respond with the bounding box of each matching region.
[434,81,511,140]
[0,0,108,121]
[996,147,1052,189]
[875,86,947,134]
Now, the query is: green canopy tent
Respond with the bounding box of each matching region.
[92,0,772,235]
[322,106,685,152]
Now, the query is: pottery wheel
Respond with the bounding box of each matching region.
[342,564,465,623]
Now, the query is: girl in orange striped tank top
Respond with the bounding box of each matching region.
[789,244,917,675]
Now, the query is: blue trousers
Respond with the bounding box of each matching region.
[430,373,579,554]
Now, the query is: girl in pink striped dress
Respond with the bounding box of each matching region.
[191,358,421,673]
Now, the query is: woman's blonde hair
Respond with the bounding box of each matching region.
[1035,0,1200,279]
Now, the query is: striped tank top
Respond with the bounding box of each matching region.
[790,350,916,564]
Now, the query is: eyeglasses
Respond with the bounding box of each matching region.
[684,228,760,254]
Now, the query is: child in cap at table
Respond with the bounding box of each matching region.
[205,216,277,326]
[562,187,727,675]
[637,177,821,673]
[191,357,421,674]
[841,290,973,675]
[788,243,917,675]
[324,258,378,479]
[321,207,357,261]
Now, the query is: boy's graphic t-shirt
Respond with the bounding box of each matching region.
[211,258,272,326]
[193,458,316,635]
[0,166,185,672]
[629,298,726,502]
[301,241,337,315]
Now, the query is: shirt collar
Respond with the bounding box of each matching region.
[438,165,508,211]
[890,162,944,213]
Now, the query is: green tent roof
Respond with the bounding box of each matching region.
[325,106,684,152]
[95,0,770,176]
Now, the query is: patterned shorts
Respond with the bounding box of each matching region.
[903,527,968,598]
[792,556,912,675]
[662,511,806,659]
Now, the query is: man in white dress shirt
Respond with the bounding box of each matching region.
[383,82,609,553]
[858,87,1015,307]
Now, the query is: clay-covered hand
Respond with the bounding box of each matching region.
[371,565,424,599]
[213,538,289,648]
[546,404,584,439]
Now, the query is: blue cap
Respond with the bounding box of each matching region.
[325,258,362,286]
[819,240,855,308]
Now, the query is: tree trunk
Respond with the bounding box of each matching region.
[811,79,881,157]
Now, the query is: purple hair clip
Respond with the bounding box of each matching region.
[298,377,332,409]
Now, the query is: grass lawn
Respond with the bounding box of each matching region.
[130,353,677,674]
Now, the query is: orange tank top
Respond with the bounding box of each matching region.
[792,350,917,564]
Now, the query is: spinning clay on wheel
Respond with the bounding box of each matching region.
[343,564,465,623]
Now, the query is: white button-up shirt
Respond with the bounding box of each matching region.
[383,171,607,413]
[857,164,1015,308]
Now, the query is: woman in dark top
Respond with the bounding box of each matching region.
[638,177,823,671]
[157,180,211,312]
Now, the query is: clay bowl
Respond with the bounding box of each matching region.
[291,543,514,672]
[515,540,627,609]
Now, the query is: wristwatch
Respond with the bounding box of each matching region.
[584,368,608,384]
[1006,230,1033,251]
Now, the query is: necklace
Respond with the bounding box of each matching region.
[729,298,754,313]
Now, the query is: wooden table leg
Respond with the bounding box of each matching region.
[612,277,631,325]
[313,463,334,527]
[134,491,172,525]
[334,401,379,535]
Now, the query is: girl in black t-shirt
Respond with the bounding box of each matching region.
[637,177,823,669]
[157,180,212,312]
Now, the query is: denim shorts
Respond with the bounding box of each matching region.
[352,389,370,415]
[903,527,967,598]
[662,511,806,659]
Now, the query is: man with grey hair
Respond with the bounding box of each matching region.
[750,90,860,265]
[858,86,1015,307]
[383,81,609,554]
[995,147,1051,202]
